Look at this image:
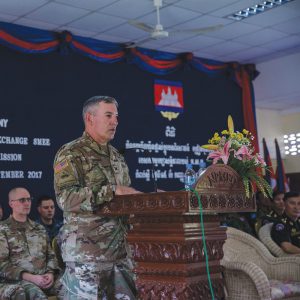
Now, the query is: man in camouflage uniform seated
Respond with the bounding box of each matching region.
[271,191,300,254]
[0,187,61,300]
[54,96,140,299]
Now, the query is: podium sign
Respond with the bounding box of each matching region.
[97,165,255,299]
[191,164,256,213]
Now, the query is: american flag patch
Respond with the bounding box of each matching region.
[54,159,69,174]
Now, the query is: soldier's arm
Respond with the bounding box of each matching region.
[280,242,300,254]
[54,149,115,212]
[0,227,26,280]
[270,222,299,254]
[45,235,60,274]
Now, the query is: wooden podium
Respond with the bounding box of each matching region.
[98,165,256,299]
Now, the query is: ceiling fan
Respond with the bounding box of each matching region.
[126,0,223,47]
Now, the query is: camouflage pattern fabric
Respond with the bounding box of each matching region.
[0,280,48,300]
[54,132,136,299]
[0,279,64,300]
[61,259,136,300]
[0,216,61,299]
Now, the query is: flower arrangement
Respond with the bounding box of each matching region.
[202,115,272,198]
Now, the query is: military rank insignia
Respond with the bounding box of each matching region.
[154,79,184,121]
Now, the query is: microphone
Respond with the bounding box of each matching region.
[119,146,158,192]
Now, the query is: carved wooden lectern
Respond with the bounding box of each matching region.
[98,165,256,300]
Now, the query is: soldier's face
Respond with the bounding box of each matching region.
[9,188,31,217]
[38,199,55,221]
[88,102,118,144]
[285,196,300,220]
[273,193,285,212]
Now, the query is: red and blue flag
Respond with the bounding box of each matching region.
[154,80,183,113]
[275,138,290,192]
[262,138,276,190]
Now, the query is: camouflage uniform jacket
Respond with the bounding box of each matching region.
[0,216,59,282]
[53,132,131,263]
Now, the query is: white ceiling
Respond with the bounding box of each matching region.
[0,0,300,112]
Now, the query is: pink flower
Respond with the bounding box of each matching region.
[234,145,253,161]
[255,153,266,166]
[208,141,231,165]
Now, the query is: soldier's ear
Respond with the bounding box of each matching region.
[86,112,94,126]
[8,199,13,209]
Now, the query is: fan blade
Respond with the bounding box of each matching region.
[122,42,136,49]
[128,20,154,33]
[172,24,224,35]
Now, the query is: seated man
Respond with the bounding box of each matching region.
[220,213,255,236]
[256,191,272,218]
[271,191,300,254]
[261,191,285,226]
[0,187,61,300]
[36,195,63,242]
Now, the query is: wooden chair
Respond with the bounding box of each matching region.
[221,227,300,300]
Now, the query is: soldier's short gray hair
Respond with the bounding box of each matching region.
[82,96,118,123]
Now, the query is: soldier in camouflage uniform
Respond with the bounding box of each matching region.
[54,96,140,300]
[260,191,285,226]
[271,192,300,254]
[0,187,61,300]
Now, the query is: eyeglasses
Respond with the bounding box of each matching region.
[11,197,33,203]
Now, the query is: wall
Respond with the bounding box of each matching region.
[254,51,300,175]
[256,108,300,173]
[281,112,300,173]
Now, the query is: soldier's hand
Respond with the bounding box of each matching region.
[22,273,47,288]
[115,185,141,195]
[42,272,54,289]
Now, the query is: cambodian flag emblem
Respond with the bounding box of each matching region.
[154,80,183,120]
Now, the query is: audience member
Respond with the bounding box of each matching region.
[261,191,285,226]
[54,96,140,299]
[271,191,300,254]
[0,187,61,299]
[250,191,272,235]
[256,191,272,217]
[221,213,255,236]
[36,195,62,242]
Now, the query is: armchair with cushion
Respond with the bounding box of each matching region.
[221,227,300,300]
